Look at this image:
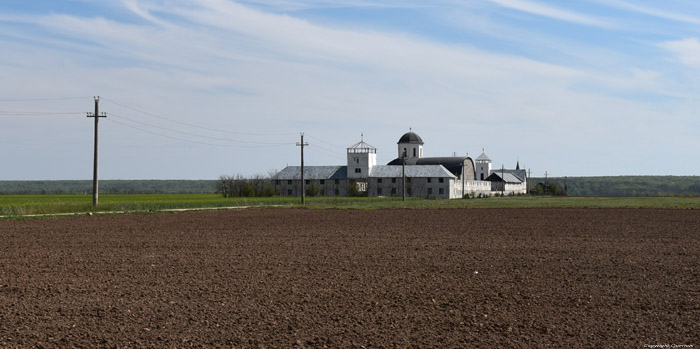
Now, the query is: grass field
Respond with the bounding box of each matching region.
[1,194,700,217]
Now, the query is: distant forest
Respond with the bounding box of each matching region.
[0,176,699,196]
[0,180,217,195]
[530,176,700,197]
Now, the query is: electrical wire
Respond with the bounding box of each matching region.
[305,134,347,149]
[108,112,293,145]
[0,110,84,116]
[0,96,93,102]
[307,146,345,161]
[105,118,294,148]
[101,97,298,137]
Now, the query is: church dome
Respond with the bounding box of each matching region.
[397,131,424,145]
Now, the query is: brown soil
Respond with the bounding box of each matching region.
[1,208,698,347]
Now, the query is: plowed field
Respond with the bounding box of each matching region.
[1,208,698,347]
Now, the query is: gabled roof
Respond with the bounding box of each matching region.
[490,169,526,182]
[486,172,523,183]
[274,166,347,180]
[370,165,455,178]
[387,156,473,177]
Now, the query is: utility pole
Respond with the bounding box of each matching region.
[296,133,309,205]
[402,149,406,202]
[501,164,505,196]
[527,168,531,195]
[87,96,106,207]
[462,158,465,199]
[544,171,549,196]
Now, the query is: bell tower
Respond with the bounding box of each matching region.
[397,129,424,160]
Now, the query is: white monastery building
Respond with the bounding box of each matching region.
[275,131,527,199]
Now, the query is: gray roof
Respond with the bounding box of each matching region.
[275,165,455,180]
[486,172,523,183]
[275,166,347,180]
[476,152,491,162]
[490,169,526,182]
[387,156,473,177]
[397,131,424,145]
[347,140,377,154]
[370,165,455,178]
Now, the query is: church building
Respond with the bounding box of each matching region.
[274,131,526,199]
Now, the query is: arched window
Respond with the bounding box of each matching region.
[413,148,416,157]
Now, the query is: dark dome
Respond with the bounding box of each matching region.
[397,131,424,145]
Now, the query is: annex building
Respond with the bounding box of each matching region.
[274,131,526,199]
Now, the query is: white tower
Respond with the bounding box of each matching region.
[475,149,492,181]
[397,130,424,159]
[347,135,377,179]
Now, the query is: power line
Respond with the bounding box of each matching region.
[305,134,347,149]
[105,118,294,148]
[0,110,84,116]
[308,146,344,160]
[0,96,92,102]
[101,97,298,137]
[108,112,293,145]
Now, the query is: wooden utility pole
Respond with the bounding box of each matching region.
[402,150,406,202]
[501,164,505,196]
[544,171,549,196]
[296,133,309,205]
[87,96,106,207]
[462,159,466,199]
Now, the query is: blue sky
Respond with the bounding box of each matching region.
[1,0,699,179]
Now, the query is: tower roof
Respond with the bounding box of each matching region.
[476,150,491,162]
[347,140,377,154]
[397,131,424,145]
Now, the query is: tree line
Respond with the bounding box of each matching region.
[530,176,700,197]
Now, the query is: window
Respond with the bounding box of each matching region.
[320,180,325,185]
[334,189,339,195]
[335,179,339,185]
[391,188,397,195]
[287,189,292,195]
[439,178,444,183]
[427,178,432,183]
[439,188,444,195]
[275,180,280,185]
[377,178,382,183]
[377,188,383,195]
[403,148,407,157]
[287,180,292,185]
[413,148,416,157]
[428,188,433,195]
[480,173,484,180]
[392,178,397,183]
[407,177,411,183]
[355,168,361,173]
[305,180,310,185]
[356,158,360,164]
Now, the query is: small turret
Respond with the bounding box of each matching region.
[475,148,492,181]
[347,134,377,179]
[397,128,424,159]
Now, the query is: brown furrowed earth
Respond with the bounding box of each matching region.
[1,208,698,347]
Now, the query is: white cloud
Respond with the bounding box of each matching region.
[600,0,700,25]
[0,0,698,178]
[660,37,700,68]
[487,0,613,28]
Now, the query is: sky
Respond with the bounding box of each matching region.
[1,0,699,180]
